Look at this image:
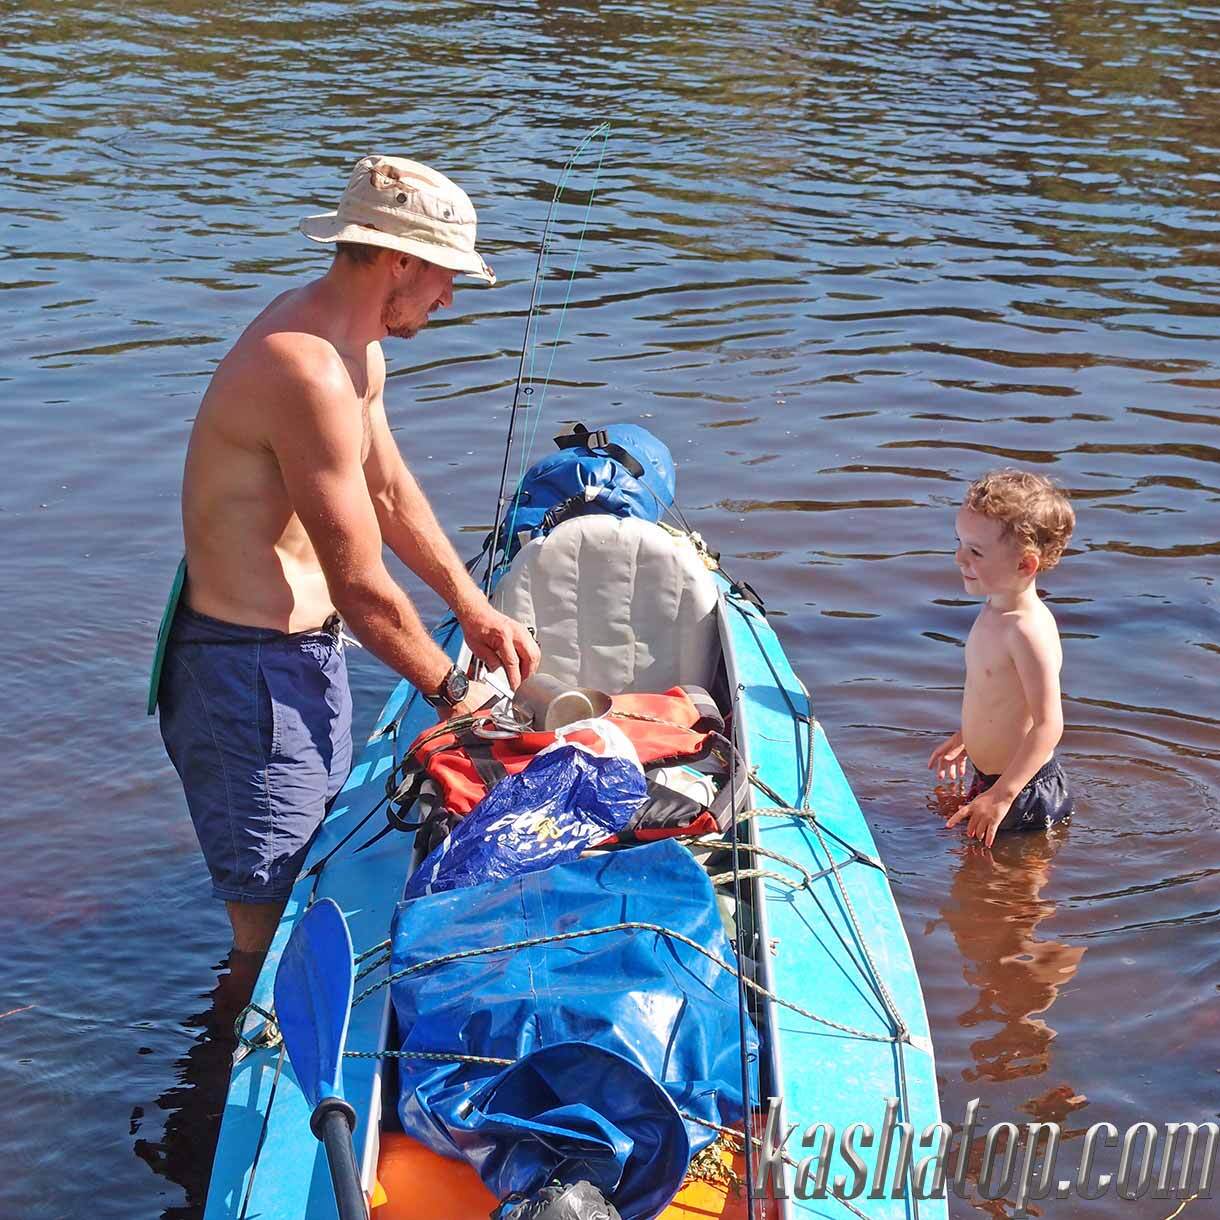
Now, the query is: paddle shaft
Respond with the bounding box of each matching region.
[311,1097,367,1220]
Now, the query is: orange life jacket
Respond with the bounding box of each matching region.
[403,686,723,817]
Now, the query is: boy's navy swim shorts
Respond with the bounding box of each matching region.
[968,756,1074,833]
[158,604,353,903]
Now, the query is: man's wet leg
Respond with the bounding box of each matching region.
[226,899,285,958]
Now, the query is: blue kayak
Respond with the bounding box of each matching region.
[201,510,947,1220]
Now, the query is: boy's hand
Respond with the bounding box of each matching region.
[945,789,1011,847]
[928,730,967,781]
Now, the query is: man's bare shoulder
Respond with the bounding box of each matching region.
[262,332,354,398]
[219,314,358,423]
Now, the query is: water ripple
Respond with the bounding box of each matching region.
[1,1,1218,1216]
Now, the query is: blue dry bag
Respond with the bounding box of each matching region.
[499,423,676,558]
[403,722,648,900]
[390,840,757,1220]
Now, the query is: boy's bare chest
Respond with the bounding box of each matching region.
[964,613,1015,687]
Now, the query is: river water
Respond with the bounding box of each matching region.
[1,2,1216,1217]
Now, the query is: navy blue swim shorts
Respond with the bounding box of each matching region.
[158,605,353,903]
[968,756,1074,833]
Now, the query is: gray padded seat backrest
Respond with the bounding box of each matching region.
[494,515,721,695]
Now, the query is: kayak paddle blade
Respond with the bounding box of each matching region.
[273,897,355,1108]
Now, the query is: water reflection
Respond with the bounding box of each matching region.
[939,821,1085,1088]
[931,787,1090,1214]
[133,954,263,1219]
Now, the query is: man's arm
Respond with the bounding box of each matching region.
[363,394,484,615]
[265,344,452,696]
[363,392,539,686]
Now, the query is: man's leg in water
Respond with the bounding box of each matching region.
[158,610,352,976]
[226,900,286,957]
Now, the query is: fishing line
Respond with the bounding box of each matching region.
[513,127,610,459]
[485,124,611,589]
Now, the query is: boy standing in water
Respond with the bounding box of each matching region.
[929,470,1076,846]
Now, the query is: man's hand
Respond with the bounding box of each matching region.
[458,600,540,689]
[928,730,967,781]
[945,788,1011,847]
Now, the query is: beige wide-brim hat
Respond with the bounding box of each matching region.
[300,155,495,284]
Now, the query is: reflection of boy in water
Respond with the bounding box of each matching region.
[929,470,1076,846]
[936,834,1087,1207]
[944,837,1085,1086]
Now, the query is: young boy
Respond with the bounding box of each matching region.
[929,469,1076,846]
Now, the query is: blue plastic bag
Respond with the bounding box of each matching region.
[391,840,758,1220]
[500,424,676,557]
[403,720,648,900]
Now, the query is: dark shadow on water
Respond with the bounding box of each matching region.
[133,951,263,1220]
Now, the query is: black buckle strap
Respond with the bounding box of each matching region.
[729,578,766,614]
[539,495,593,533]
[553,422,647,480]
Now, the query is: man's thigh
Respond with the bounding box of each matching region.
[158,611,352,902]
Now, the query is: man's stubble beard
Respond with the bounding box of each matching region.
[382,280,423,341]
[382,308,420,341]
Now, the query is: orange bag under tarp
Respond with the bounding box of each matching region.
[373,1130,774,1219]
[406,686,720,817]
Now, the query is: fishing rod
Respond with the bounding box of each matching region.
[484,123,611,594]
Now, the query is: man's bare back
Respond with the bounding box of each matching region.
[181,245,536,695]
[183,283,379,631]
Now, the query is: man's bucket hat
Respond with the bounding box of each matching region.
[300,155,495,284]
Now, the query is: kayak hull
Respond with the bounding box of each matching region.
[203,583,947,1220]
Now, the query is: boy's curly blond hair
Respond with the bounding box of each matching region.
[965,469,1075,571]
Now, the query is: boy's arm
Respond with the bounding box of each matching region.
[946,620,1064,845]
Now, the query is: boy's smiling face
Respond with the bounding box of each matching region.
[954,506,1034,596]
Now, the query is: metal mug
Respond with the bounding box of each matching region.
[512,672,613,731]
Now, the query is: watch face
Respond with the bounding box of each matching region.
[445,667,469,704]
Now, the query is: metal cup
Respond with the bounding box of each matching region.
[512,673,612,731]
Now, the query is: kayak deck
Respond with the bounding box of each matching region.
[204,579,945,1220]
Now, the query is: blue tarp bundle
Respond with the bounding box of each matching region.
[390,840,757,1220]
[500,424,676,557]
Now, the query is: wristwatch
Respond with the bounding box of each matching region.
[424,664,469,712]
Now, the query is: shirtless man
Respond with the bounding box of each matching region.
[156,156,539,958]
[927,469,1076,846]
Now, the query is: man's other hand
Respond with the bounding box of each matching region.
[458,600,540,689]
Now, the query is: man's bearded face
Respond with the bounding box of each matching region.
[382,258,455,339]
